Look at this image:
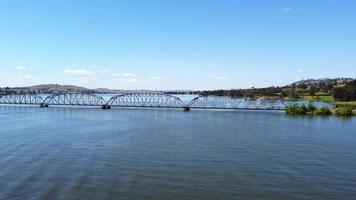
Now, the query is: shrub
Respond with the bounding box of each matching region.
[286,104,332,115]
[316,106,332,115]
[285,104,307,114]
[334,107,353,116]
[306,104,317,114]
[285,104,298,114]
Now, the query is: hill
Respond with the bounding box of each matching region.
[0,84,93,94]
[291,78,353,87]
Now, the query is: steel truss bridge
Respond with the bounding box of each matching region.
[0,93,286,111]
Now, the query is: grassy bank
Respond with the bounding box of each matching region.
[284,94,335,102]
[335,101,356,109]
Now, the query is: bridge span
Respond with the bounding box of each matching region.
[0,93,286,111]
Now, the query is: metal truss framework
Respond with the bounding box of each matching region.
[0,94,44,104]
[0,93,286,110]
[107,93,186,108]
[43,93,106,106]
[187,96,285,110]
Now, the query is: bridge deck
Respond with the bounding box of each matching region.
[0,93,286,111]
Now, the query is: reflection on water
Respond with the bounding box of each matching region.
[0,106,355,200]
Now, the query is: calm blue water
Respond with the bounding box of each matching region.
[0,106,355,200]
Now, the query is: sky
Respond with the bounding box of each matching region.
[0,0,355,90]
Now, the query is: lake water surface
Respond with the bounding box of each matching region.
[0,106,355,200]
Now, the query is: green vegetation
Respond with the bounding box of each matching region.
[333,80,356,101]
[201,78,355,101]
[285,104,307,114]
[285,104,332,115]
[335,101,356,109]
[285,104,355,116]
[316,106,332,115]
[334,107,353,116]
[200,78,356,115]
[296,95,335,102]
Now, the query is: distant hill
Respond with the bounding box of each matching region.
[290,78,354,87]
[28,84,91,93]
[0,84,94,94]
[0,84,190,94]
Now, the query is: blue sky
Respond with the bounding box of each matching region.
[0,0,355,90]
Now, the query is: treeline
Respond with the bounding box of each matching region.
[200,87,283,98]
[200,86,321,99]
[200,78,356,101]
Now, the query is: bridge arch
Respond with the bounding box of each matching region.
[107,93,185,108]
[187,96,242,109]
[43,93,106,106]
[0,94,44,104]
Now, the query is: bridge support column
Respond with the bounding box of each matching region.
[183,106,190,112]
[40,103,48,108]
[102,104,111,110]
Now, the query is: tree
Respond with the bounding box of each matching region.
[309,85,318,96]
[333,80,356,101]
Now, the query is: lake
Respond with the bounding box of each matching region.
[0,106,355,200]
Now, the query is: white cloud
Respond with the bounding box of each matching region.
[123,73,138,78]
[205,74,214,79]
[63,69,94,76]
[282,7,292,12]
[123,73,140,82]
[296,69,304,73]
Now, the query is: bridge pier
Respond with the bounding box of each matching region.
[101,104,111,110]
[40,103,48,108]
[183,106,190,112]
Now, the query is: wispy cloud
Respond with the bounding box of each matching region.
[296,69,304,73]
[63,69,94,76]
[282,7,292,12]
[123,73,140,82]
